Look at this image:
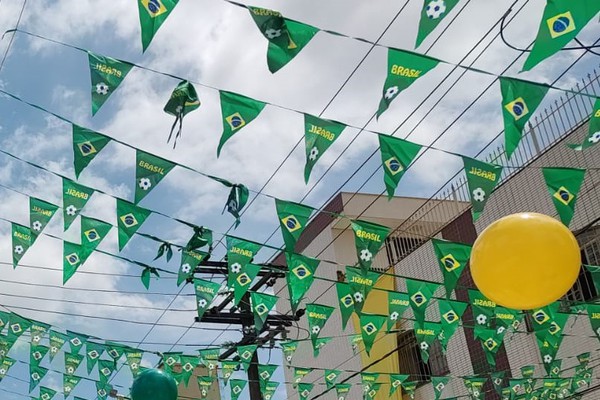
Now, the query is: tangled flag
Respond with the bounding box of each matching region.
[522,0,600,71]
[137,0,180,52]
[249,7,319,73]
[415,0,461,48]
[163,80,201,147]
[88,51,133,116]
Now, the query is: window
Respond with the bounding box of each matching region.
[396,330,449,383]
[563,234,599,304]
[385,236,426,267]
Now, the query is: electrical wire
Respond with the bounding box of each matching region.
[0,0,26,72]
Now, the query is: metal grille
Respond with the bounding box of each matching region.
[396,330,449,383]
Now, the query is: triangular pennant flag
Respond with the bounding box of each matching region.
[88,51,133,116]
[64,352,84,376]
[258,363,278,387]
[359,313,387,356]
[11,222,32,268]
[197,376,213,399]
[29,364,48,393]
[106,342,127,363]
[49,330,68,362]
[125,348,144,377]
[250,291,278,332]
[63,179,94,231]
[134,150,176,204]
[30,320,50,346]
[217,91,266,156]
[414,321,442,363]
[30,344,49,367]
[230,379,247,400]
[286,252,319,313]
[29,197,58,243]
[281,340,299,366]
[298,382,314,400]
[39,387,58,400]
[335,383,352,400]
[351,219,390,273]
[495,305,522,334]
[98,359,116,385]
[303,114,346,183]
[464,376,487,399]
[401,380,419,399]
[542,167,585,226]
[237,344,258,371]
[361,372,380,394]
[377,48,440,118]
[438,299,468,352]
[0,311,9,331]
[415,0,461,47]
[72,124,111,178]
[324,369,340,390]
[7,313,31,342]
[63,374,82,398]
[587,303,600,342]
[500,77,549,158]
[0,334,16,360]
[177,249,208,286]
[116,199,151,250]
[306,303,335,351]
[220,360,238,384]
[261,381,279,400]
[431,238,471,297]
[198,348,220,378]
[63,241,85,284]
[162,352,181,375]
[249,7,319,73]
[275,198,313,251]
[387,291,410,330]
[406,279,440,324]
[66,330,89,354]
[293,367,311,386]
[469,289,496,338]
[462,156,503,221]
[389,374,409,397]
[96,382,112,400]
[226,236,262,304]
[179,355,198,386]
[336,282,355,330]
[312,336,332,357]
[0,356,14,381]
[522,1,600,71]
[378,134,422,198]
[573,97,600,150]
[490,371,506,395]
[138,0,180,51]
[80,215,112,261]
[346,266,381,315]
[477,327,506,367]
[163,80,200,147]
[432,376,451,400]
[86,342,105,374]
[194,278,222,320]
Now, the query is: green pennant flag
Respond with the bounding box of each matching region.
[275,199,313,251]
[86,342,105,374]
[258,364,278,388]
[185,225,213,252]
[495,305,522,334]
[226,236,262,302]
[30,344,49,367]
[577,351,591,368]
[306,303,335,349]
[0,311,9,331]
[386,291,410,330]
[415,0,461,47]
[431,238,471,297]
[438,299,468,352]
[198,376,213,399]
[7,313,31,342]
[88,51,133,116]
[249,7,319,73]
[530,302,560,330]
[80,216,112,261]
[293,367,311,386]
[521,365,536,395]
[469,289,496,337]
[177,249,208,287]
[286,252,319,313]
[221,181,249,228]
[432,376,450,400]
[361,372,380,394]
[462,156,503,221]
[39,387,57,400]
[29,197,58,243]
[312,336,332,357]
[415,321,441,363]
[63,179,94,231]
[66,331,89,354]
[365,382,382,400]
[491,371,506,395]
[587,303,600,341]
[116,199,151,250]
[261,381,279,400]
[251,291,278,332]
[134,150,176,204]
[30,320,50,346]
[63,241,85,284]
[351,219,390,273]
[138,0,179,51]
[96,382,112,400]
[573,98,600,150]
[194,278,222,320]
[11,222,32,268]
[336,282,355,330]
[359,313,387,356]
[335,383,352,400]
[536,333,561,374]
[522,1,600,71]
[464,376,487,400]
[0,334,16,360]
[406,279,440,324]
[198,348,220,378]
[500,77,549,158]
[303,114,346,183]
[72,124,111,178]
[230,379,247,400]
[237,344,258,371]
[377,48,440,118]
[220,360,238,384]
[98,359,116,385]
[477,327,506,367]
[163,80,200,146]
[217,91,266,156]
[162,352,181,375]
[281,340,298,366]
[547,359,562,378]
[125,349,143,377]
[324,369,340,390]
[29,364,47,393]
[49,330,68,362]
[180,355,198,386]
[542,167,586,226]
[232,263,261,307]
[378,134,422,198]
[401,380,419,399]
[389,374,409,397]
[0,356,14,381]
[63,374,82,398]
[64,352,84,376]
[106,342,127,362]
[346,266,381,315]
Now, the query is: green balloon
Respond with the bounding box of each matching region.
[131,368,178,400]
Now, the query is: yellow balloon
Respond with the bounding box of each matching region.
[471,212,580,310]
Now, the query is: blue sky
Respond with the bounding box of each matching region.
[0,0,599,399]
